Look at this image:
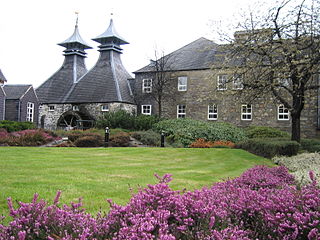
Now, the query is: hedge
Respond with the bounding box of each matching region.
[236,138,300,158]
[153,118,247,147]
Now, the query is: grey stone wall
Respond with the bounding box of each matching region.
[39,102,137,130]
[134,69,319,138]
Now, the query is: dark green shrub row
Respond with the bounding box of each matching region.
[0,120,35,132]
[153,118,247,147]
[236,138,300,158]
[96,110,160,130]
[245,126,290,139]
[300,138,320,153]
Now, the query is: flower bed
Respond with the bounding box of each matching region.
[1,166,319,239]
[0,129,60,146]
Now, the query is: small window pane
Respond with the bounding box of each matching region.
[178,76,187,91]
[177,105,186,118]
[278,104,289,120]
[141,105,152,115]
[208,104,218,120]
[142,79,152,93]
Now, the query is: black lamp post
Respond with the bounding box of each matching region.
[105,127,110,147]
[161,131,165,147]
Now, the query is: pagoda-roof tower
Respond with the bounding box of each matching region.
[64,18,133,104]
[37,17,91,103]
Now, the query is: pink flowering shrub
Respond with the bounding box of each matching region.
[0,129,60,146]
[1,166,320,239]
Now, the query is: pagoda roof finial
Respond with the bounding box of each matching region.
[58,12,92,51]
[75,11,79,27]
[92,18,128,45]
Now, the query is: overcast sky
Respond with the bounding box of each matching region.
[0,0,257,88]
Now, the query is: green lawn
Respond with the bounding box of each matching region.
[0,147,273,217]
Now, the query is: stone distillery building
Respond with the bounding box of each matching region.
[36,18,135,130]
[36,18,319,137]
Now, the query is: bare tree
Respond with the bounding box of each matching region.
[134,50,176,118]
[219,0,320,142]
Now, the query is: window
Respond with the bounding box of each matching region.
[278,104,290,120]
[241,104,252,120]
[141,105,152,115]
[217,75,227,90]
[72,105,79,111]
[26,102,34,122]
[208,104,218,120]
[48,105,55,111]
[233,74,244,90]
[177,105,186,118]
[178,76,188,91]
[278,78,290,87]
[142,79,152,93]
[101,104,109,112]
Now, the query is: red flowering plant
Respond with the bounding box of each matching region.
[0,129,60,146]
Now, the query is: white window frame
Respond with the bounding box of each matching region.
[278,104,290,121]
[178,76,188,91]
[72,105,79,111]
[233,74,244,90]
[142,79,152,93]
[177,105,186,118]
[241,104,252,121]
[101,104,109,112]
[217,75,228,90]
[141,105,152,115]
[208,104,218,120]
[48,105,55,112]
[26,102,34,122]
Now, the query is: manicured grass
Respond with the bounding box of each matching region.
[0,147,273,217]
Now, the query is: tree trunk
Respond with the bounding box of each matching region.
[158,98,162,118]
[291,113,301,142]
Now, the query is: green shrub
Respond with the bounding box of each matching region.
[109,132,131,147]
[96,110,160,130]
[96,110,135,130]
[300,138,320,152]
[133,115,160,130]
[74,135,104,147]
[245,126,290,139]
[236,138,300,158]
[131,130,160,146]
[0,120,35,132]
[153,119,247,147]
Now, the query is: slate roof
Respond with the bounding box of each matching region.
[63,19,133,104]
[3,85,32,100]
[134,38,222,73]
[0,69,8,83]
[0,86,5,96]
[36,56,88,103]
[93,19,128,45]
[36,23,90,104]
[58,25,92,50]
